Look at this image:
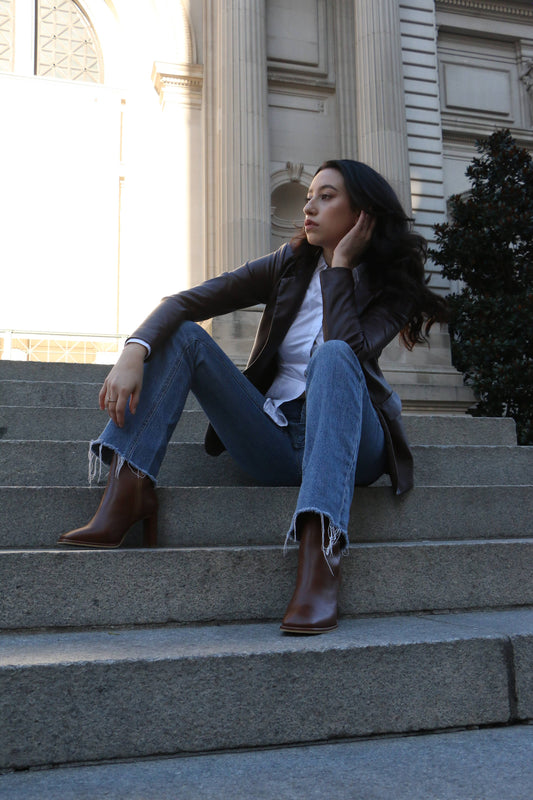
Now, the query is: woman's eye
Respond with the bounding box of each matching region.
[321,194,332,201]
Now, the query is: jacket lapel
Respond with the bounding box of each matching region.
[247,257,316,371]
[353,263,382,315]
[271,264,314,338]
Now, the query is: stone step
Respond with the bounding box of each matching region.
[0,361,113,381]
[2,539,533,630]
[0,379,104,408]
[2,485,533,550]
[1,440,532,487]
[1,608,532,770]
[0,380,196,410]
[389,386,475,414]
[0,406,207,443]
[0,405,518,445]
[1,725,532,800]
[0,376,476,416]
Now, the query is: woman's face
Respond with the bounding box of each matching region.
[303,168,359,260]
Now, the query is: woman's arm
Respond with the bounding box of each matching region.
[99,244,293,426]
[129,245,292,354]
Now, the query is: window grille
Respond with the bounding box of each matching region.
[0,0,14,72]
[36,0,102,83]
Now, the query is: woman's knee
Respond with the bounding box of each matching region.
[169,320,209,349]
[175,320,201,338]
[307,339,363,379]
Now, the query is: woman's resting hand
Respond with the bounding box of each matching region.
[331,210,376,269]
[99,342,147,428]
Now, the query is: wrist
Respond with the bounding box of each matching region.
[123,342,148,360]
[331,259,352,269]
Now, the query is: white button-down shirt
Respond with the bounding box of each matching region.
[263,255,327,426]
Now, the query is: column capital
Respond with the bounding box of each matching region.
[152,62,203,110]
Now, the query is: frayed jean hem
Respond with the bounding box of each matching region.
[284,507,350,559]
[88,440,157,487]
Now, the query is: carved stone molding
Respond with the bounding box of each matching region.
[521,60,533,118]
[436,0,533,20]
[266,0,331,82]
[267,84,331,114]
[151,61,203,109]
[442,123,533,147]
[286,162,304,182]
[270,164,314,245]
[270,164,314,193]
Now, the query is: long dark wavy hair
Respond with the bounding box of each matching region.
[291,159,448,349]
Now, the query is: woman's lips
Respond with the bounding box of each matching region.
[304,220,318,230]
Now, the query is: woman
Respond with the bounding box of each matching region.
[58,159,447,634]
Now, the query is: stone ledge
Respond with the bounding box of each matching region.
[2,725,533,800]
[2,609,529,769]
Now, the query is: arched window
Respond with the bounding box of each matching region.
[36,0,102,82]
[0,0,103,82]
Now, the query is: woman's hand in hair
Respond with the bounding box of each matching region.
[98,342,146,428]
[331,210,375,269]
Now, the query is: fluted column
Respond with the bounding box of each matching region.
[355,0,412,213]
[335,0,358,159]
[204,0,270,276]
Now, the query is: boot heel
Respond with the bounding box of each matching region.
[142,511,158,547]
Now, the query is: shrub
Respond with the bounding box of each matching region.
[431,129,533,445]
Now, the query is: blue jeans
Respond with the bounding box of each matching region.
[91,322,387,551]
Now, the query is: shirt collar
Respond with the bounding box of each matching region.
[316,253,328,273]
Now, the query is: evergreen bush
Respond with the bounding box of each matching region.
[431,129,533,445]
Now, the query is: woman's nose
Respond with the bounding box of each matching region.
[303,198,314,215]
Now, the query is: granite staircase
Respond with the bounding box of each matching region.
[1,359,533,790]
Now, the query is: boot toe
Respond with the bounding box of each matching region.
[280,604,338,634]
[57,529,120,548]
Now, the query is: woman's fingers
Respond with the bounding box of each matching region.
[102,380,130,427]
[332,211,376,267]
[129,385,142,417]
[357,210,376,240]
[113,390,129,428]
[98,380,108,411]
[103,382,120,426]
[98,344,146,427]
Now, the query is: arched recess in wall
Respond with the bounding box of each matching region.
[150,0,197,65]
[271,163,314,251]
[150,0,202,109]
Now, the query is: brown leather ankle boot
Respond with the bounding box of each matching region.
[280,513,341,634]
[57,454,158,548]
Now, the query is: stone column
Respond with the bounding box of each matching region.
[355,0,412,213]
[334,0,358,160]
[204,0,270,276]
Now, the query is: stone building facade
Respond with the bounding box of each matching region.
[0,0,531,406]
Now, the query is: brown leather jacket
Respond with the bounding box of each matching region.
[130,243,414,494]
